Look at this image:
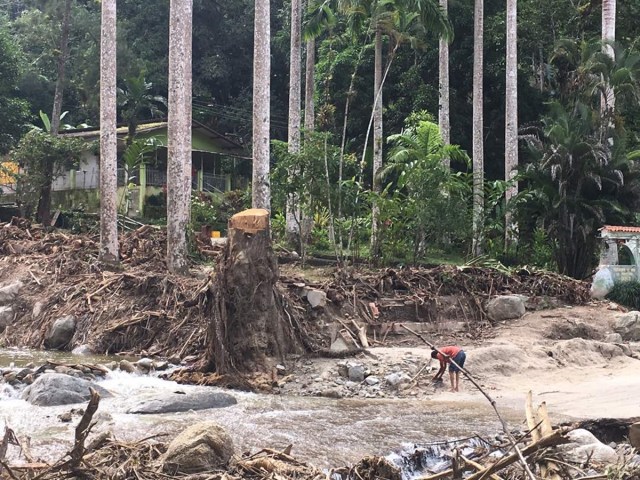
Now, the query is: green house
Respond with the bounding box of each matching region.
[55,120,249,216]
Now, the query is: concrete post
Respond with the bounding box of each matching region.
[139,163,147,216]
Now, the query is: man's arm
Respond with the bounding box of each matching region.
[433,360,446,380]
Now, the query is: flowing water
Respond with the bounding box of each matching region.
[0,348,521,470]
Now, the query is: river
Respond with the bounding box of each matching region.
[0,348,521,469]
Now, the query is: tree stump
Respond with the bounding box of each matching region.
[204,209,303,373]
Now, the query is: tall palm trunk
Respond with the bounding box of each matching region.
[286,0,302,240]
[36,0,72,225]
[504,0,518,246]
[252,0,271,210]
[602,0,616,112]
[166,0,193,275]
[471,0,484,256]
[304,38,315,132]
[99,0,118,263]
[438,0,450,156]
[370,27,383,261]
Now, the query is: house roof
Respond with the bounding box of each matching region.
[60,119,246,153]
[601,225,640,233]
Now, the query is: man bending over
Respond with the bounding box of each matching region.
[431,345,466,392]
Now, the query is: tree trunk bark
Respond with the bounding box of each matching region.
[252,0,271,210]
[304,38,316,132]
[438,0,450,157]
[602,0,616,111]
[285,0,302,243]
[370,28,383,262]
[504,0,518,247]
[204,209,303,373]
[99,0,118,264]
[166,0,193,275]
[471,0,484,257]
[36,0,72,226]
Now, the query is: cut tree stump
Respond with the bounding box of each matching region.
[203,209,304,374]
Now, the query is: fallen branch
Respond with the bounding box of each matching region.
[69,387,101,468]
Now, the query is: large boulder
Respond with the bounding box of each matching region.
[0,280,23,304]
[591,268,614,299]
[126,389,237,414]
[558,429,618,464]
[161,421,234,474]
[486,295,526,322]
[44,315,76,349]
[614,311,640,341]
[22,373,112,406]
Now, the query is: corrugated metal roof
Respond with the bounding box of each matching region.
[601,225,640,233]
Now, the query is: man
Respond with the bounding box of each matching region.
[431,345,466,392]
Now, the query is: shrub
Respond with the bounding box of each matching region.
[606,281,640,310]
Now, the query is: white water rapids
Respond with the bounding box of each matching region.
[0,348,520,470]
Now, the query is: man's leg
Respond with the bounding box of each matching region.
[455,372,460,391]
[449,371,455,391]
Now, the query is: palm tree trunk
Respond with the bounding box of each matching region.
[370,27,383,261]
[99,0,118,264]
[166,0,193,275]
[51,0,72,135]
[304,37,315,132]
[438,0,450,156]
[471,0,484,256]
[504,0,518,247]
[36,0,72,226]
[602,0,616,112]
[286,0,302,242]
[252,0,271,210]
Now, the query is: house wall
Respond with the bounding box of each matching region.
[51,151,99,191]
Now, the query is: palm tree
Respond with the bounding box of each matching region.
[471,0,484,256]
[602,0,616,111]
[438,0,450,153]
[99,0,118,264]
[252,0,271,210]
[504,0,518,247]
[166,0,193,275]
[286,0,302,240]
[118,73,166,146]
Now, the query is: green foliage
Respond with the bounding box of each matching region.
[606,281,640,311]
[190,192,218,232]
[379,118,472,262]
[10,130,86,217]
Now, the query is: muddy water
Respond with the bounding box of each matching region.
[0,349,521,469]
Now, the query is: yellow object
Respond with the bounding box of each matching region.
[211,231,221,238]
[0,162,18,184]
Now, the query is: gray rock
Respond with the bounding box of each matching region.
[591,268,614,299]
[119,360,135,373]
[168,356,181,365]
[0,281,23,304]
[487,295,526,322]
[559,429,619,464]
[136,358,154,371]
[154,361,169,371]
[384,372,411,388]
[348,364,365,382]
[161,422,234,474]
[44,315,76,350]
[0,306,14,328]
[614,311,640,341]
[605,333,623,343]
[630,422,640,450]
[72,344,94,356]
[365,376,380,386]
[306,289,327,308]
[126,390,237,414]
[318,387,343,399]
[22,373,112,406]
